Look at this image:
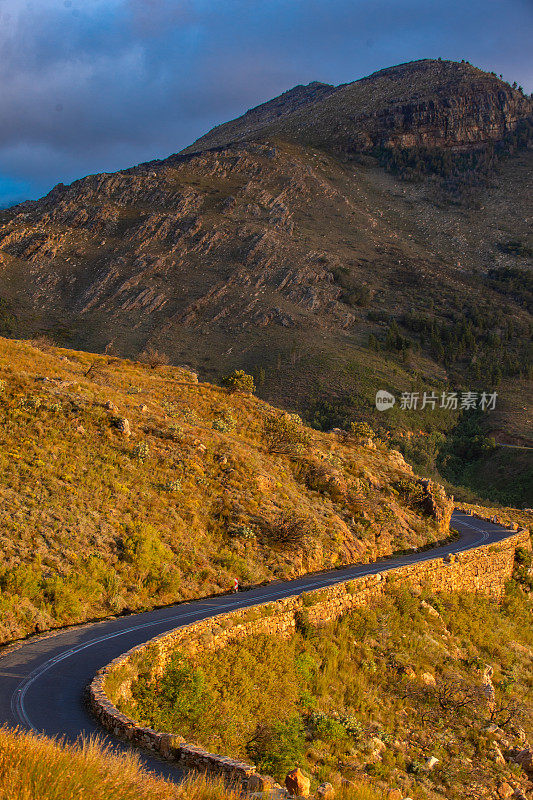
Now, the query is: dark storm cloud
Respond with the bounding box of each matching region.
[0,0,531,206]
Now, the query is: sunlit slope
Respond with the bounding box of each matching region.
[0,338,452,643]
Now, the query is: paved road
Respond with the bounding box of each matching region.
[0,511,518,781]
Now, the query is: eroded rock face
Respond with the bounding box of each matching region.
[417,479,454,534]
[507,746,533,779]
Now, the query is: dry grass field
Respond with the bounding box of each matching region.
[0,336,453,644]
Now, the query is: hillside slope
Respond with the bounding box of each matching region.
[123,580,533,800]
[0,337,453,644]
[0,59,531,503]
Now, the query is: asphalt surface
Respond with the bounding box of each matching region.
[0,510,517,781]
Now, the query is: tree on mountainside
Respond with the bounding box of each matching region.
[223,370,255,394]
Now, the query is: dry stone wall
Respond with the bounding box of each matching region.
[88,528,531,785]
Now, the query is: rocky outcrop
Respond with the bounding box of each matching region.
[481,665,496,715]
[507,746,533,779]
[417,479,454,534]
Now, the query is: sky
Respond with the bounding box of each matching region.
[0,0,532,207]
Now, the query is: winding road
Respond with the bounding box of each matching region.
[0,511,518,780]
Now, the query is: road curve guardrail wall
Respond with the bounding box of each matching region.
[87,526,531,788]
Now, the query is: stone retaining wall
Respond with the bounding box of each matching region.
[88,528,531,786]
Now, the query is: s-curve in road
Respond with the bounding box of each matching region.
[0,511,519,781]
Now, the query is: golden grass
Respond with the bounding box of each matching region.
[0,726,239,800]
[0,726,385,800]
[0,337,449,644]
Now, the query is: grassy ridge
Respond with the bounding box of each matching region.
[0,337,449,645]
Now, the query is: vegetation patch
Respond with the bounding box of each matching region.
[119,552,533,798]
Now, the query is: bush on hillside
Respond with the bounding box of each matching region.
[263,412,310,454]
[246,716,306,778]
[222,370,255,394]
[262,511,317,549]
[350,422,375,442]
[137,348,171,368]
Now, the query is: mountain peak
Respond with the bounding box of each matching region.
[183,58,532,156]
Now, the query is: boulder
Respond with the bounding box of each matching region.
[285,768,310,797]
[369,736,386,762]
[497,783,514,799]
[492,744,506,766]
[481,665,496,714]
[371,736,386,754]
[484,723,501,735]
[104,400,118,412]
[247,774,277,792]
[159,733,185,759]
[420,672,436,686]
[510,725,527,742]
[316,782,334,800]
[425,756,439,770]
[114,416,131,436]
[420,600,440,618]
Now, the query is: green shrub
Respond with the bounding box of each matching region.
[19,394,42,410]
[222,370,255,394]
[159,479,182,492]
[131,650,212,731]
[349,421,375,441]
[308,711,347,742]
[263,412,310,454]
[246,715,306,779]
[121,525,171,577]
[132,441,149,462]
[212,414,235,432]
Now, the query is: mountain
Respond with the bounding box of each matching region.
[184,59,532,155]
[0,59,531,504]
